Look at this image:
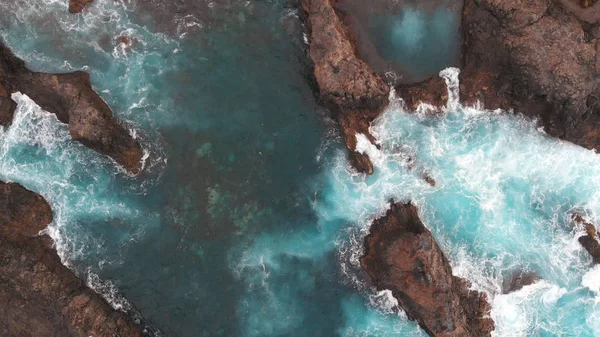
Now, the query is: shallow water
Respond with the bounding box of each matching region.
[2,1,600,337]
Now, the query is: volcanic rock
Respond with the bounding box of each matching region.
[299,0,389,174]
[0,181,146,337]
[399,0,600,155]
[361,201,494,337]
[573,213,600,263]
[0,41,143,173]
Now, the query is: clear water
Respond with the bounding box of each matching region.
[2,1,600,337]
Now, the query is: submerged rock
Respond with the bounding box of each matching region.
[0,181,147,337]
[69,0,94,13]
[361,201,494,337]
[299,0,389,174]
[0,41,143,173]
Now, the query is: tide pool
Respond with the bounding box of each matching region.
[1,1,600,337]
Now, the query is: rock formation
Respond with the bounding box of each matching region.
[400,0,600,154]
[299,0,389,174]
[361,202,494,337]
[0,181,147,337]
[572,213,600,263]
[0,41,143,173]
[69,0,94,13]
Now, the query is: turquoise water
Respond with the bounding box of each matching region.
[1,1,600,337]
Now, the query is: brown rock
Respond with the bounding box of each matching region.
[69,0,94,13]
[0,181,148,337]
[299,0,389,174]
[0,182,52,241]
[400,0,600,155]
[0,41,143,173]
[361,202,494,337]
[572,213,600,263]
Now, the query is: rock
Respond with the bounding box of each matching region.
[572,213,600,263]
[361,201,494,337]
[502,270,539,294]
[69,0,94,13]
[400,0,600,155]
[0,181,148,337]
[0,41,143,174]
[0,182,52,241]
[299,0,389,174]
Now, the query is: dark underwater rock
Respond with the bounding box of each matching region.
[0,181,146,337]
[299,0,389,174]
[573,213,600,263]
[0,41,143,174]
[361,202,494,337]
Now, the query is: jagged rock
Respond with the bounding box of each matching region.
[399,0,600,156]
[0,41,143,173]
[299,0,389,174]
[361,202,494,337]
[502,270,539,294]
[69,0,94,13]
[573,213,600,263]
[0,181,147,337]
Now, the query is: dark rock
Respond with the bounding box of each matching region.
[502,270,539,294]
[361,201,494,337]
[573,213,600,263]
[69,0,94,13]
[0,181,147,337]
[0,41,143,174]
[299,0,389,174]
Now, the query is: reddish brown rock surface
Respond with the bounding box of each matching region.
[0,41,143,173]
[299,0,389,174]
[401,0,600,153]
[361,202,494,337]
[69,0,94,13]
[0,181,146,337]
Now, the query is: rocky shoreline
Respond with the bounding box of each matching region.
[0,42,143,174]
[298,0,600,335]
[0,181,147,337]
[300,0,600,174]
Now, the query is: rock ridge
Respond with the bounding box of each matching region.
[0,41,143,174]
[361,202,495,337]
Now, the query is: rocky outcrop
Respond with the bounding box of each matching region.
[400,0,600,154]
[0,42,143,173]
[299,0,389,174]
[69,0,94,13]
[361,202,494,337]
[0,181,147,337]
[572,213,600,263]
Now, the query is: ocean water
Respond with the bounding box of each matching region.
[1,1,600,337]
